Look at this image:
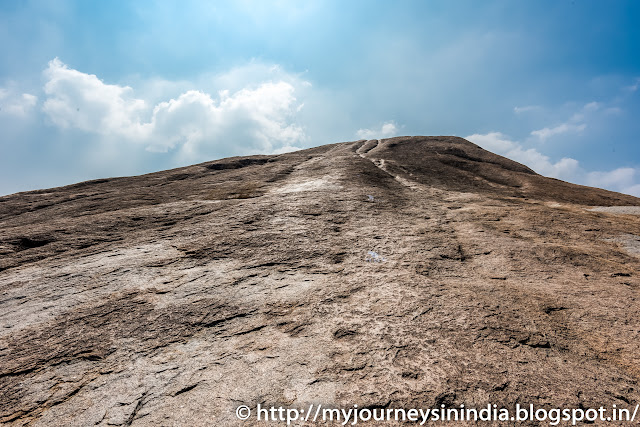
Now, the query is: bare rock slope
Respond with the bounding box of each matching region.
[1,136,639,425]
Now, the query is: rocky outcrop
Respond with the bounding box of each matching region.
[1,136,639,425]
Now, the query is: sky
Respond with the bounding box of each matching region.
[1,0,640,197]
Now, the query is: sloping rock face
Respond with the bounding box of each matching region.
[1,136,639,426]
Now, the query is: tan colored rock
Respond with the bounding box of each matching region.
[1,136,639,425]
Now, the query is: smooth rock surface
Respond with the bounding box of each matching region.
[1,136,639,425]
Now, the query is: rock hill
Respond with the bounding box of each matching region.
[1,136,639,425]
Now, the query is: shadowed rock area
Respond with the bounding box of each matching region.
[1,136,639,426]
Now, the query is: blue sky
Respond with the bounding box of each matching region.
[1,0,640,196]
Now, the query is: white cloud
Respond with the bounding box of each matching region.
[356,121,398,139]
[529,101,605,142]
[466,131,640,197]
[585,168,640,197]
[622,184,640,197]
[0,88,37,116]
[43,58,149,139]
[603,107,623,115]
[41,58,308,161]
[583,101,600,112]
[466,132,580,180]
[586,167,636,189]
[513,105,540,114]
[530,122,586,141]
[271,145,302,154]
[625,77,640,93]
[149,83,306,160]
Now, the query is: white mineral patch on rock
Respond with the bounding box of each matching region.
[275,177,341,193]
[589,206,640,215]
[606,233,640,257]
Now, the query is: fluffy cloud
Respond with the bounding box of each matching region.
[151,83,306,162]
[41,58,307,161]
[0,88,37,116]
[466,131,640,197]
[356,121,398,139]
[466,132,580,180]
[623,184,640,197]
[584,168,640,197]
[43,58,149,139]
[530,122,586,141]
[529,101,603,141]
[586,167,635,189]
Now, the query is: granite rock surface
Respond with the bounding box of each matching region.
[1,136,639,425]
